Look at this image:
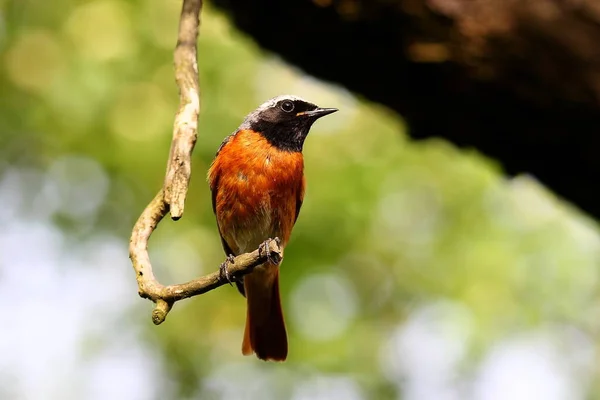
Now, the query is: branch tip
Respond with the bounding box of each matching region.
[152,300,173,325]
[162,0,202,219]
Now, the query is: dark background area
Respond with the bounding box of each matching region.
[214,0,600,219]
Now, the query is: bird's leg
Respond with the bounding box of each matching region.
[219,254,236,285]
[259,237,282,265]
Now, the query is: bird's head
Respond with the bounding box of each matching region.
[240,95,338,152]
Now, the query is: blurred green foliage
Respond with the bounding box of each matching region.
[2,0,600,399]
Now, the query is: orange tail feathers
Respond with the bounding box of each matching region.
[241,264,288,361]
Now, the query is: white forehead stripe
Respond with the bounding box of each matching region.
[253,94,309,113]
[239,94,313,129]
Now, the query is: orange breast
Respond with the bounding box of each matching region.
[208,130,305,254]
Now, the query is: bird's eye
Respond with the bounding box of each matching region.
[280,101,294,113]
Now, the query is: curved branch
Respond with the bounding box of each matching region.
[129,196,281,324]
[127,0,280,325]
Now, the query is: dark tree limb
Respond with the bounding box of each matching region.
[128,0,282,325]
[212,0,600,219]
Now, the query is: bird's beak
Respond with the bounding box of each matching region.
[297,108,338,119]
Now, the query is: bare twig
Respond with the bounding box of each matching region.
[127,0,280,325]
[163,0,202,220]
[130,202,281,324]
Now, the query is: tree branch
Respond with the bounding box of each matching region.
[163,0,202,220]
[127,0,282,325]
[129,197,281,325]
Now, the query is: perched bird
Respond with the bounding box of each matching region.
[207,95,337,361]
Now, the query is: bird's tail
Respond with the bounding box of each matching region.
[241,263,288,361]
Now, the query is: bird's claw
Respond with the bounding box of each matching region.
[259,237,282,265]
[219,254,236,285]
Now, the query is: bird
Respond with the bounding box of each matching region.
[207,94,338,361]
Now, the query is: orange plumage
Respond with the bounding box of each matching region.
[209,129,305,254]
[208,130,304,361]
[207,95,337,361]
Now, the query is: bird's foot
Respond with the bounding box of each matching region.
[219,254,236,285]
[259,237,282,265]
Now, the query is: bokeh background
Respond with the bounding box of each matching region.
[2,0,600,399]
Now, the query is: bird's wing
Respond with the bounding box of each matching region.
[209,133,235,211]
[294,175,306,223]
[215,131,236,157]
[208,132,247,297]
